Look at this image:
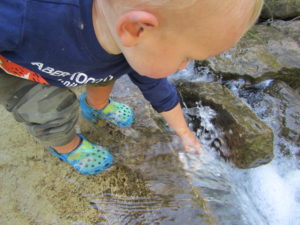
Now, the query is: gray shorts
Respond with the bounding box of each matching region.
[0,73,79,146]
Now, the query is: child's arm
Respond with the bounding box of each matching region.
[160,103,201,154]
[128,72,201,153]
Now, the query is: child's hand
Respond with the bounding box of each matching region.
[179,129,202,155]
[160,103,202,154]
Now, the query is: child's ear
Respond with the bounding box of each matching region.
[115,11,159,47]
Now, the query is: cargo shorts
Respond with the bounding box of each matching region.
[0,73,79,147]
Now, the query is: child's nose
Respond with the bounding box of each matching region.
[178,60,190,70]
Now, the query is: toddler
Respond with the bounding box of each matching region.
[0,0,263,175]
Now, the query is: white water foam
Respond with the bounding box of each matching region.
[180,112,300,225]
[251,165,299,225]
[169,61,215,82]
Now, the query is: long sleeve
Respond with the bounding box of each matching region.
[0,0,25,53]
[128,71,179,113]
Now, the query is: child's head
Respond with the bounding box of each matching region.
[94,0,264,78]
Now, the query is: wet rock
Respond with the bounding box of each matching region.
[238,80,300,155]
[261,0,300,20]
[270,20,300,44]
[0,104,152,224]
[0,76,214,225]
[110,75,163,130]
[202,20,300,89]
[179,151,255,225]
[175,81,274,169]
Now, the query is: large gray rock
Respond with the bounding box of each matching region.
[270,20,300,43]
[202,20,300,89]
[175,81,274,169]
[261,0,300,19]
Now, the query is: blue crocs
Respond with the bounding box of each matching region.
[80,92,134,127]
[49,134,113,175]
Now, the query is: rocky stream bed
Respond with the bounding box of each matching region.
[1,1,300,224]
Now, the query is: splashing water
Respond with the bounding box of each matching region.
[180,102,300,225]
[170,61,216,83]
[172,65,300,225]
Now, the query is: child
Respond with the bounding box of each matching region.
[0,0,263,175]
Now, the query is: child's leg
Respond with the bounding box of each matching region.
[0,73,79,149]
[52,83,116,154]
[53,136,81,154]
[85,83,115,110]
[0,74,113,174]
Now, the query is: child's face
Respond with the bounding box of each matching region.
[121,0,255,78]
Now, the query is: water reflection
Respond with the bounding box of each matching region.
[78,67,300,225]
[80,125,211,224]
[91,193,207,225]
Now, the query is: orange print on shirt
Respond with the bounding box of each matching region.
[0,55,49,85]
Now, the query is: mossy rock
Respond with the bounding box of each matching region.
[261,0,300,20]
[203,21,300,89]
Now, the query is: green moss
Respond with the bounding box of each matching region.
[191,187,216,225]
[258,68,300,89]
[246,31,264,43]
[257,51,282,70]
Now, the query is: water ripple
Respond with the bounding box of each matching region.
[90,193,205,225]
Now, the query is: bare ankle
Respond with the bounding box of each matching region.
[53,135,81,154]
[86,97,109,110]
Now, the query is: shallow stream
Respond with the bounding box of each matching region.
[79,63,300,225]
[1,63,299,225]
[171,62,300,225]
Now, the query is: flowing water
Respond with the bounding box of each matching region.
[181,104,300,225]
[83,62,300,225]
[170,62,300,225]
[83,63,300,225]
[3,61,297,224]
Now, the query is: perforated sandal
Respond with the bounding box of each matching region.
[80,92,134,127]
[49,134,113,175]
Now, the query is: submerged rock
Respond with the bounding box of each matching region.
[175,81,274,169]
[202,20,300,89]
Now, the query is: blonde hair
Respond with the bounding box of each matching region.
[106,0,264,34]
[117,0,264,27]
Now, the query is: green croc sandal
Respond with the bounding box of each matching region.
[80,92,134,127]
[49,134,113,175]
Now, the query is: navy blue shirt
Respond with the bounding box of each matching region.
[0,0,178,112]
